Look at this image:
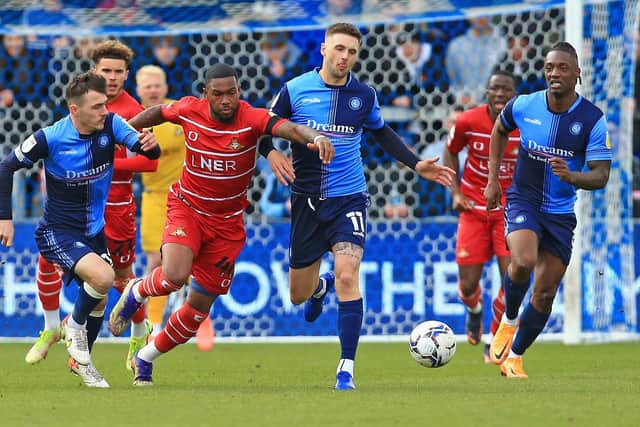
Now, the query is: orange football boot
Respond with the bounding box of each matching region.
[500,357,528,379]
[489,319,518,365]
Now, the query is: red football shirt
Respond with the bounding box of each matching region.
[106,90,144,205]
[446,104,520,208]
[161,97,284,216]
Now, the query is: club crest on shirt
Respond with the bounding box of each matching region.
[569,122,582,136]
[228,137,243,150]
[349,97,362,111]
[98,134,110,148]
[514,215,526,224]
[170,226,187,237]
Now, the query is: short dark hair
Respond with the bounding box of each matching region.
[488,69,518,87]
[65,72,106,103]
[204,63,238,85]
[326,22,362,44]
[92,39,134,69]
[546,41,579,63]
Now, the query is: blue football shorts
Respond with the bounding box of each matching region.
[34,225,111,285]
[289,192,370,268]
[504,198,577,265]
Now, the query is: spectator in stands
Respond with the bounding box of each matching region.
[151,36,179,68]
[21,0,74,51]
[503,35,546,94]
[446,17,507,106]
[395,32,433,86]
[74,36,103,60]
[150,36,192,98]
[72,37,104,73]
[260,32,302,80]
[322,0,361,17]
[0,34,49,104]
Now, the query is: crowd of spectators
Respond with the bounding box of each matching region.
[1,6,558,220]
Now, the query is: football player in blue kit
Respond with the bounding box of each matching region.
[263,23,456,389]
[0,72,159,387]
[484,42,611,378]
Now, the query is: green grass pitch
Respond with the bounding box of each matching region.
[0,341,638,427]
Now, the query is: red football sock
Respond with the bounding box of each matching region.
[153,303,207,353]
[138,267,183,298]
[490,287,506,335]
[37,255,62,311]
[458,283,482,309]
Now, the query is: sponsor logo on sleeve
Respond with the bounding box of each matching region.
[20,136,37,154]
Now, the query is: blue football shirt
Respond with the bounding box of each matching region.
[500,90,612,214]
[15,113,139,236]
[271,69,384,198]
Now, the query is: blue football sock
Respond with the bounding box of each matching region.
[338,298,363,360]
[72,284,104,326]
[86,314,104,352]
[504,272,530,320]
[511,303,550,355]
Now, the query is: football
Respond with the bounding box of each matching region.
[408,320,456,368]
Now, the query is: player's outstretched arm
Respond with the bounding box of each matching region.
[128,105,165,130]
[370,124,419,169]
[415,158,456,187]
[484,118,510,210]
[272,121,334,164]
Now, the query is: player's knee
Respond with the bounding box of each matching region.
[510,257,535,280]
[91,268,115,294]
[457,280,478,297]
[334,270,358,293]
[162,266,190,288]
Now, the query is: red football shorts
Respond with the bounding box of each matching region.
[162,193,246,295]
[455,208,509,265]
[104,203,137,269]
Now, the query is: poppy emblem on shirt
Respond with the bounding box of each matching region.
[569,122,583,136]
[170,226,187,237]
[228,138,243,150]
[349,97,362,111]
[98,134,110,148]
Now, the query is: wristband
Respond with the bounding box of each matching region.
[313,135,324,144]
